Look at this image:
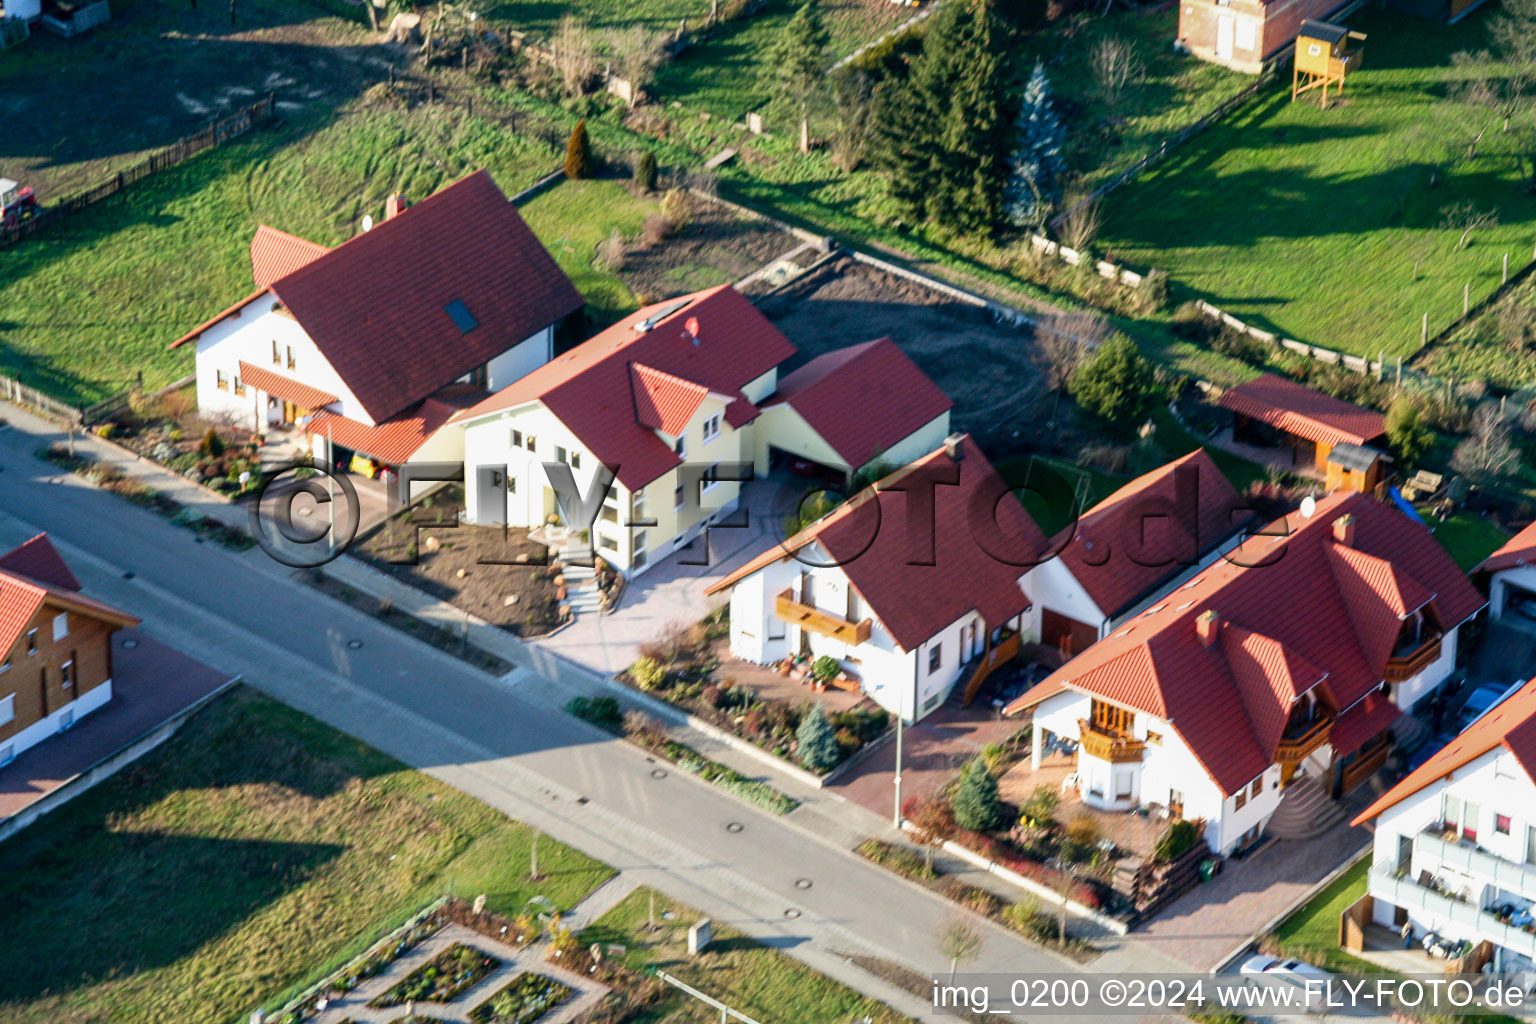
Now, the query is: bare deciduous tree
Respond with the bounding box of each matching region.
[1089,36,1145,115]
[603,26,670,107]
[908,796,955,870]
[1452,402,1520,481]
[936,916,983,984]
[1038,310,1108,423]
[1439,201,1499,249]
[1058,196,1102,253]
[552,14,598,96]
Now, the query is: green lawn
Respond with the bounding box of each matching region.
[1270,855,1379,973]
[0,101,569,404]
[579,887,914,1023]
[518,178,657,327]
[1429,509,1511,571]
[0,686,613,1024]
[1101,7,1536,363]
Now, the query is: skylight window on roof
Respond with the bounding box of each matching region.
[1144,604,1166,616]
[1182,577,1203,589]
[444,300,479,334]
[635,299,691,333]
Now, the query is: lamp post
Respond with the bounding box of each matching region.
[892,705,903,829]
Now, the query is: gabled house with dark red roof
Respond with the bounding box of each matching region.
[704,434,1048,721]
[455,289,958,578]
[168,171,583,472]
[1474,521,1536,623]
[1024,450,1254,658]
[1350,678,1536,975]
[1005,491,1484,855]
[0,535,140,766]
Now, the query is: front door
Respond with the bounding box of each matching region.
[1215,14,1235,59]
[1169,788,1184,821]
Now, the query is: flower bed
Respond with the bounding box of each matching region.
[619,617,890,772]
[88,389,269,498]
[367,943,502,1008]
[566,697,799,814]
[469,971,573,1024]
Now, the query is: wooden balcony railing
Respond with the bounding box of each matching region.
[1077,720,1145,764]
[775,589,872,645]
[1384,635,1442,683]
[1276,714,1333,767]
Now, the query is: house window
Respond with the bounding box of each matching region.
[928,645,942,673]
[633,530,649,570]
[26,630,37,655]
[597,533,620,555]
[674,481,685,511]
[61,659,75,689]
[1251,777,1263,799]
[674,436,687,459]
[52,613,68,642]
[511,429,523,449]
[506,475,516,494]
[526,435,536,453]
[701,462,721,494]
[1236,789,1248,811]
[233,373,246,397]
[216,369,229,392]
[601,497,620,525]
[1497,814,1512,836]
[1145,730,1162,746]
[286,345,296,371]
[1460,800,1481,842]
[702,413,722,443]
[1527,826,1536,867]
[272,339,281,366]
[0,694,12,725]
[556,445,569,464]
[632,488,648,524]
[571,452,582,470]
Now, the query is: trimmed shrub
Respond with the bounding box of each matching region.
[630,656,666,691]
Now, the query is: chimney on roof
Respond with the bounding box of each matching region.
[1196,609,1221,648]
[385,193,410,220]
[1332,513,1357,547]
[944,433,967,460]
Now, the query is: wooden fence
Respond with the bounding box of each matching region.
[0,373,84,425]
[1,94,276,248]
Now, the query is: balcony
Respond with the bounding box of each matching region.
[775,589,872,645]
[1370,868,1536,960]
[1077,720,1145,764]
[1384,635,1442,682]
[1416,828,1536,903]
[1275,714,1334,767]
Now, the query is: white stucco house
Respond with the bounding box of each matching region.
[168,170,583,474]
[453,287,954,578]
[704,434,1049,722]
[1476,523,1536,623]
[1353,678,1536,976]
[1007,490,1486,856]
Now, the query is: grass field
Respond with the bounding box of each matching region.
[518,178,655,327]
[0,100,573,404]
[0,686,613,1024]
[579,887,915,1023]
[1430,509,1512,571]
[1270,856,1379,973]
[1100,7,1536,362]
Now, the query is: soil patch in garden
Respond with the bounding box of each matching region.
[617,194,801,303]
[757,256,1051,459]
[350,491,564,638]
[296,571,513,674]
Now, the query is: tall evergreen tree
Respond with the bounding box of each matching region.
[763,0,830,153]
[952,756,1004,831]
[1005,62,1066,229]
[796,702,840,772]
[871,0,1013,234]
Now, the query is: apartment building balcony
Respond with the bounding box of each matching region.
[1384,635,1442,683]
[1370,868,1536,960]
[775,589,872,645]
[1415,827,1536,904]
[1077,720,1145,764]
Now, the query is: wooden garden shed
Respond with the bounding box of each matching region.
[1325,441,1390,496]
[1176,0,1349,74]
[1291,19,1364,106]
[1219,373,1387,472]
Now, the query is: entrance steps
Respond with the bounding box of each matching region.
[1268,775,1346,840]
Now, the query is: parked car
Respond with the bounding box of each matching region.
[1511,595,1536,622]
[1458,683,1516,732]
[1240,955,1332,1012]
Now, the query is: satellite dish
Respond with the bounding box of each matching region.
[361,214,374,233]
[1300,495,1317,519]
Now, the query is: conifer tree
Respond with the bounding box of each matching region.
[764,0,831,153]
[1005,61,1066,228]
[795,702,840,772]
[565,119,593,180]
[952,756,1004,831]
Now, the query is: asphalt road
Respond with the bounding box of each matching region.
[0,412,1071,1022]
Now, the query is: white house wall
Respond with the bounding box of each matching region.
[195,303,373,429]
[484,326,554,392]
[1023,557,1108,644]
[0,678,112,766]
[1395,626,1460,712]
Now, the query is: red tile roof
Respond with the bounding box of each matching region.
[705,436,1047,651]
[1352,679,1536,826]
[250,225,329,289]
[0,535,139,658]
[0,534,79,591]
[630,363,710,435]
[456,286,796,490]
[1053,450,1251,619]
[306,386,486,466]
[1475,521,1536,574]
[765,338,953,468]
[1007,491,1485,795]
[1330,691,1401,758]
[172,171,582,421]
[1220,373,1387,448]
[237,361,339,411]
